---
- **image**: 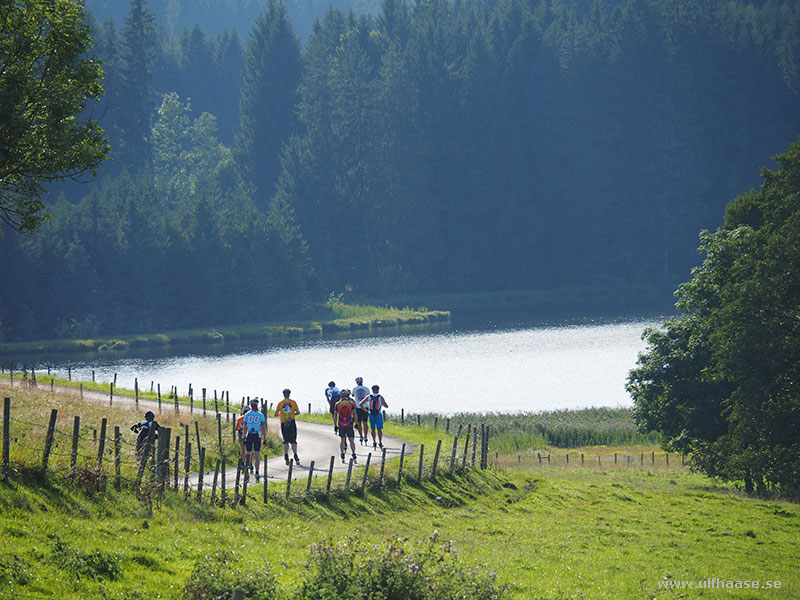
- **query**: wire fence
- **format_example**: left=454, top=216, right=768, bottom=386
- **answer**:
left=1, top=396, right=495, bottom=508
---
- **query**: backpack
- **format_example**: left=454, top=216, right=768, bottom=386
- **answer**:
left=328, top=387, right=340, bottom=407
left=337, top=401, right=354, bottom=427
left=369, top=394, right=383, bottom=416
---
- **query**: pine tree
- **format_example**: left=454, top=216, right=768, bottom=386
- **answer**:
left=234, top=0, right=303, bottom=209
left=116, top=0, right=157, bottom=171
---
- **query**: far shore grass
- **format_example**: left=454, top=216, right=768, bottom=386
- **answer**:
left=0, top=302, right=450, bottom=356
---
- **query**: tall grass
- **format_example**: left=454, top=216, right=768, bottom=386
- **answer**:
left=403, top=407, right=660, bottom=450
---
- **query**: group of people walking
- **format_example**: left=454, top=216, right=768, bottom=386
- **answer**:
left=325, top=377, right=388, bottom=464
left=135, top=378, right=388, bottom=481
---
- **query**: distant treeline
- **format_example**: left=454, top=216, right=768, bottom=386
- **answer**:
left=1, top=0, right=798, bottom=342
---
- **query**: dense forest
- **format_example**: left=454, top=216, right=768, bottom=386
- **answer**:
left=1, top=0, right=799, bottom=342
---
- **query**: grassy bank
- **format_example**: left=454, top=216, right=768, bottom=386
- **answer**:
left=0, top=302, right=450, bottom=356
left=1, top=388, right=799, bottom=599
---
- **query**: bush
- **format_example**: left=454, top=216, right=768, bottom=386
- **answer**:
left=49, top=535, right=121, bottom=581
left=182, top=550, right=281, bottom=600
left=295, top=532, right=505, bottom=600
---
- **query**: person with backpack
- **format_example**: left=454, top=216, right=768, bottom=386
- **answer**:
left=131, top=410, right=158, bottom=456
left=353, top=377, right=370, bottom=445
left=242, top=398, right=267, bottom=482
left=334, top=389, right=358, bottom=464
left=366, top=385, right=389, bottom=449
left=275, top=388, right=301, bottom=465
left=325, top=381, right=340, bottom=432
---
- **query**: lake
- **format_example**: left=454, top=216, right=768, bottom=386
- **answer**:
left=34, top=312, right=663, bottom=415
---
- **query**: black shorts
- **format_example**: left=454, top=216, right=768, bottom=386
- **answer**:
left=280, top=420, right=297, bottom=444
left=245, top=432, right=262, bottom=452
left=329, top=401, right=337, bottom=415
left=338, top=425, right=355, bottom=438
left=356, top=408, right=369, bottom=423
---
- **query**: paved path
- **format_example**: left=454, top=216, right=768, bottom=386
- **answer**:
left=10, top=379, right=413, bottom=488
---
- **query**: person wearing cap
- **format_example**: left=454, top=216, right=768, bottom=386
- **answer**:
left=366, top=384, right=389, bottom=449
left=242, top=398, right=267, bottom=481
left=275, top=388, right=301, bottom=465
left=235, top=405, right=248, bottom=472
left=352, top=376, right=370, bottom=445
left=334, top=389, right=358, bottom=464
left=325, top=381, right=340, bottom=431
left=131, top=410, right=158, bottom=456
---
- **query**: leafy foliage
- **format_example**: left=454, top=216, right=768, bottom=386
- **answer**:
left=628, top=137, right=800, bottom=496
left=182, top=550, right=282, bottom=600
left=0, top=0, right=109, bottom=232
left=296, top=533, right=505, bottom=600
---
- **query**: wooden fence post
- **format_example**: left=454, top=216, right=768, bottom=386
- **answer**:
left=226, top=394, right=230, bottom=422
left=71, top=415, right=80, bottom=469
left=211, top=460, right=220, bottom=505
left=156, top=428, right=170, bottom=496
left=202, top=388, right=207, bottom=416
left=135, top=378, right=139, bottom=408
left=196, top=447, right=206, bottom=502
left=96, top=418, right=107, bottom=471
left=651, top=451, right=655, bottom=465
left=398, top=444, right=405, bottom=485
left=432, top=439, right=442, bottom=478
left=463, top=425, right=471, bottom=467
left=109, top=383, right=113, bottom=406
left=175, top=387, right=179, bottom=412
left=361, top=453, right=371, bottom=493
left=3, top=398, right=10, bottom=482
left=174, top=436, right=180, bottom=490
left=286, top=459, right=294, bottom=500
left=183, top=442, right=192, bottom=499
left=326, top=456, right=334, bottom=494
left=471, top=428, right=478, bottom=467
left=114, top=426, right=121, bottom=491
left=194, top=421, right=201, bottom=462
left=345, top=457, right=354, bottom=492
left=449, top=437, right=458, bottom=473
left=217, top=414, right=222, bottom=458
left=222, top=460, right=227, bottom=506
left=306, top=460, right=315, bottom=495
left=417, top=444, right=425, bottom=482
left=157, top=384, right=161, bottom=412
left=379, top=448, right=387, bottom=487
left=42, top=409, right=58, bottom=473
left=242, top=460, right=250, bottom=505
left=581, top=453, right=584, bottom=465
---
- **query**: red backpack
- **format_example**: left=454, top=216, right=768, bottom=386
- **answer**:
left=337, top=401, right=354, bottom=427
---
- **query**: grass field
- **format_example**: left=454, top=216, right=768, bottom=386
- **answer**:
left=1, top=387, right=798, bottom=599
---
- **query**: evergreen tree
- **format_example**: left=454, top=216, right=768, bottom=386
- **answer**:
left=235, top=0, right=303, bottom=208
left=115, top=0, right=157, bottom=170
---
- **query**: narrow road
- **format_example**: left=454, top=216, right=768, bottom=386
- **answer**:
left=15, top=379, right=413, bottom=488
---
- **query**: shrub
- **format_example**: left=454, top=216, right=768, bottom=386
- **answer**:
left=182, top=550, right=281, bottom=600
left=49, top=535, right=121, bottom=581
left=295, top=532, right=505, bottom=600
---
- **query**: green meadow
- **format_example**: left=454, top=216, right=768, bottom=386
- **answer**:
left=1, top=384, right=798, bottom=599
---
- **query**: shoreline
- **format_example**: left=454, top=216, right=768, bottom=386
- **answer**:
left=0, top=304, right=450, bottom=357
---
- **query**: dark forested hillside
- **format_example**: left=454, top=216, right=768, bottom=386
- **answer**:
left=0, top=0, right=798, bottom=342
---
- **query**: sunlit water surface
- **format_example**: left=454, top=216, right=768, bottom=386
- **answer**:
left=43, top=315, right=661, bottom=415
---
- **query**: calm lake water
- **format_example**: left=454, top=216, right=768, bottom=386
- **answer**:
left=35, top=313, right=663, bottom=415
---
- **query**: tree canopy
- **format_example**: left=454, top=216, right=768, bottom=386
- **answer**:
left=627, top=137, right=800, bottom=496
left=0, top=0, right=109, bottom=233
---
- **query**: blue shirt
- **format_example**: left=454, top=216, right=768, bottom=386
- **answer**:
left=243, top=409, right=266, bottom=436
